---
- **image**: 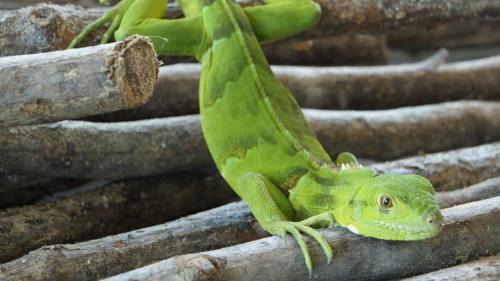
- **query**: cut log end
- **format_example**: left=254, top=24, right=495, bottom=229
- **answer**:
left=109, top=36, right=158, bottom=109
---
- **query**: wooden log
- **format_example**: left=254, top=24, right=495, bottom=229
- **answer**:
left=0, top=0, right=106, bottom=9
left=0, top=5, right=106, bottom=56
left=0, top=5, right=386, bottom=67
left=262, top=34, right=388, bottom=66
left=388, top=20, right=500, bottom=51
left=96, top=52, right=500, bottom=120
left=436, top=177, right=500, bottom=208
left=101, top=196, right=500, bottom=281
left=400, top=254, right=500, bottom=281
left=0, top=36, right=158, bottom=127
left=0, top=146, right=498, bottom=281
left=3, top=0, right=500, bottom=56
left=0, top=176, right=82, bottom=209
left=2, top=101, right=499, bottom=179
left=0, top=171, right=236, bottom=264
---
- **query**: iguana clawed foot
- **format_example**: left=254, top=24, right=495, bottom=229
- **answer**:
left=68, top=0, right=135, bottom=48
left=263, top=213, right=334, bottom=274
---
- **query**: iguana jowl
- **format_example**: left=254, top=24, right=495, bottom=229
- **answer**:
left=69, top=0, right=443, bottom=272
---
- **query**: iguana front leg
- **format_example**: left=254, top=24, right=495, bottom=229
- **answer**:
left=68, top=0, right=204, bottom=57
left=238, top=173, right=333, bottom=273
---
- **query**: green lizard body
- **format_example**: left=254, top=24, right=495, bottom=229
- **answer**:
left=69, top=0, right=443, bottom=273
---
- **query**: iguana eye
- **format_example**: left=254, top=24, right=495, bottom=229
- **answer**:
left=378, top=194, right=394, bottom=209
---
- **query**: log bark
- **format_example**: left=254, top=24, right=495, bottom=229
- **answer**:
left=0, top=5, right=107, bottom=56
left=0, top=36, right=158, bottom=127
left=400, top=254, right=500, bottom=281
left=3, top=0, right=500, bottom=56
left=2, top=101, right=499, bottom=179
left=388, top=20, right=500, bottom=51
left=0, top=0, right=107, bottom=9
left=0, top=146, right=498, bottom=281
left=0, top=176, right=83, bottom=209
left=262, top=34, right=388, bottom=66
left=0, top=171, right=236, bottom=264
left=436, top=177, right=500, bottom=209
left=96, top=52, right=500, bottom=120
left=102, top=197, right=500, bottom=281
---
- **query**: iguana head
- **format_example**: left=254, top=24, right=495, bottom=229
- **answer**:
left=335, top=172, right=443, bottom=240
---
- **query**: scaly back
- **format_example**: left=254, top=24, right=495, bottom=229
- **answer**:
left=199, top=0, right=332, bottom=173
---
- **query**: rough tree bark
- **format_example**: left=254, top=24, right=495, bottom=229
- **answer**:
left=400, top=254, right=500, bottom=281
left=1, top=101, right=499, bottom=179
left=0, top=144, right=498, bottom=280
left=0, top=37, right=158, bottom=127
left=96, top=52, right=500, bottom=120
left=102, top=197, right=500, bottom=281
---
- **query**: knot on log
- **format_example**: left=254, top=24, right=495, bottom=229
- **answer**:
left=108, top=36, right=159, bottom=109
left=174, top=255, right=225, bottom=281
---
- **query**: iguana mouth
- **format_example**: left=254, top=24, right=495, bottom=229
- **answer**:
left=363, top=220, right=443, bottom=240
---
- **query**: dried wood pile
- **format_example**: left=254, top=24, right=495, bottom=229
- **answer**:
left=0, top=1, right=499, bottom=281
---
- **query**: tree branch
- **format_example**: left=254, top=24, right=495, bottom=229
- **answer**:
left=1, top=101, right=499, bottom=179
left=401, top=254, right=500, bottom=281
left=0, top=36, right=158, bottom=127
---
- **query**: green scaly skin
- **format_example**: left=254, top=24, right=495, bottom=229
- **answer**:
left=68, top=0, right=443, bottom=273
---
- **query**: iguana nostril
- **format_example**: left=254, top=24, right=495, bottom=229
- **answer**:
left=426, top=212, right=442, bottom=225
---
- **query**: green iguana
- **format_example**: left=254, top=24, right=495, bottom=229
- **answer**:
left=69, top=0, right=443, bottom=273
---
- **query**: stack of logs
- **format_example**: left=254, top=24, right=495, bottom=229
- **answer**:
left=0, top=0, right=499, bottom=280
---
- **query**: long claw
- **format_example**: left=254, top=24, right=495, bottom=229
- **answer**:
left=294, top=224, right=333, bottom=264
left=283, top=224, right=313, bottom=275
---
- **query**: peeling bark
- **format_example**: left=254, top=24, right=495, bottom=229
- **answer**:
left=0, top=36, right=158, bottom=127
left=1, top=101, right=499, bottom=179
